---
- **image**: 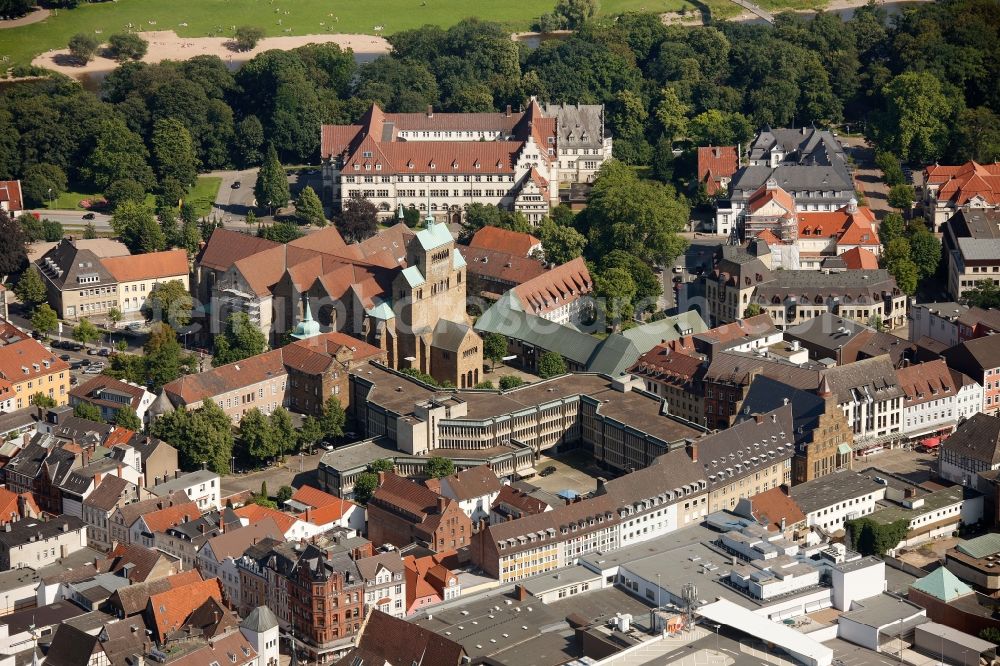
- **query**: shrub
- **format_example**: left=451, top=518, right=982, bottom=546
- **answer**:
left=233, top=26, right=265, bottom=51
left=108, top=33, right=148, bottom=62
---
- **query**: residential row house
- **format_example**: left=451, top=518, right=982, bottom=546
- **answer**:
left=820, top=355, right=904, bottom=451
left=896, top=359, right=982, bottom=442
left=942, top=208, right=1000, bottom=300
left=942, top=336, right=1000, bottom=416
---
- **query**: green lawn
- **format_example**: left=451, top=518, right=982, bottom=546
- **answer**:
left=41, top=176, right=221, bottom=215
left=3, top=0, right=714, bottom=68
left=184, top=176, right=222, bottom=218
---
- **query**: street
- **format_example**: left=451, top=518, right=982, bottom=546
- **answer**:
left=24, top=209, right=113, bottom=232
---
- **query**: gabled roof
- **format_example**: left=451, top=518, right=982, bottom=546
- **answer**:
left=141, top=501, right=200, bottom=534
left=747, top=182, right=796, bottom=216
left=439, top=465, right=502, bottom=501
left=147, top=577, right=224, bottom=640
left=0, top=180, right=23, bottom=212
left=82, top=475, right=132, bottom=512
left=743, top=486, right=806, bottom=531
left=337, top=609, right=467, bottom=666
left=840, top=247, right=879, bottom=270
left=698, top=146, right=739, bottom=196
left=36, top=240, right=117, bottom=290
left=203, top=520, right=284, bottom=562
left=925, top=161, right=1000, bottom=206
left=289, top=484, right=341, bottom=510
left=512, top=256, right=592, bottom=316
left=70, top=374, right=148, bottom=412
left=0, top=338, right=70, bottom=383
left=234, top=503, right=298, bottom=535
left=458, top=245, right=546, bottom=287
left=910, top=566, right=973, bottom=602
left=896, top=359, right=958, bottom=407
left=822, top=354, right=903, bottom=403
left=469, top=225, right=541, bottom=257
left=372, top=472, right=448, bottom=519
left=197, top=227, right=280, bottom=272
left=941, top=413, right=1000, bottom=466
left=100, top=249, right=188, bottom=282
left=163, top=349, right=286, bottom=406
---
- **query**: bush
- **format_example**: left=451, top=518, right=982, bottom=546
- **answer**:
left=499, top=375, right=524, bottom=390
left=108, top=33, right=148, bottom=62
left=276, top=485, right=294, bottom=504
left=68, top=33, right=99, bottom=64
left=234, top=26, right=265, bottom=51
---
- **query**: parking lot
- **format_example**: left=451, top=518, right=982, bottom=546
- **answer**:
left=531, top=449, right=605, bottom=497
left=853, top=447, right=938, bottom=485
left=47, top=339, right=112, bottom=387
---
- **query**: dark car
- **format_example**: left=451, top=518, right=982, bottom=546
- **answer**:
left=59, top=354, right=71, bottom=362
left=69, top=343, right=83, bottom=352
left=539, top=465, right=557, bottom=477
left=70, top=376, right=78, bottom=386
left=672, top=275, right=683, bottom=284
left=231, top=181, right=242, bottom=189
left=78, top=358, right=91, bottom=366
left=70, top=360, right=85, bottom=370
left=82, top=212, right=96, bottom=220
left=98, top=348, right=111, bottom=357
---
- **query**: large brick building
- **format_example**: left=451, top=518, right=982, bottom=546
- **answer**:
left=367, top=473, right=472, bottom=553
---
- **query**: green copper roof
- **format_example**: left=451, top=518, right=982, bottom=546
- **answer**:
left=956, top=533, right=1000, bottom=559
left=401, top=266, right=425, bottom=288
left=911, top=567, right=972, bottom=602
left=366, top=299, right=395, bottom=320
left=416, top=221, right=453, bottom=251
left=290, top=300, right=320, bottom=340
left=452, top=248, right=467, bottom=270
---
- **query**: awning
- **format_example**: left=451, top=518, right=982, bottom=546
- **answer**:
left=920, top=437, right=941, bottom=449
left=837, top=443, right=853, bottom=455
left=697, top=599, right=833, bottom=666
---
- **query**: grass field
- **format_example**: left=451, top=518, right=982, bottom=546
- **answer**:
left=2, top=0, right=711, bottom=67
left=41, top=177, right=221, bottom=215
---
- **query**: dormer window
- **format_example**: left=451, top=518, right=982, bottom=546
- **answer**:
left=407, top=160, right=414, bottom=169
left=430, top=162, right=436, bottom=170
left=452, top=160, right=459, bottom=170
left=375, top=163, right=382, bottom=171
left=364, top=163, right=371, bottom=170
left=474, top=161, right=480, bottom=170
left=362, top=150, right=373, bottom=158
left=353, top=165, right=360, bottom=171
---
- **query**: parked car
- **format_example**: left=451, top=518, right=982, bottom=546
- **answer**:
left=672, top=275, right=683, bottom=284
left=125, top=322, right=144, bottom=332
left=672, top=265, right=683, bottom=274
left=98, top=348, right=111, bottom=357
left=70, top=376, right=78, bottom=386
left=87, top=348, right=100, bottom=355
left=68, top=343, right=83, bottom=352
left=70, top=360, right=85, bottom=370
left=539, top=465, right=557, bottom=477
left=59, top=354, right=71, bottom=362
left=83, top=365, right=103, bottom=374
left=231, top=181, right=241, bottom=189
left=82, top=212, right=96, bottom=220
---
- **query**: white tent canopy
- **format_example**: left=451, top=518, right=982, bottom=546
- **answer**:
left=697, top=599, right=834, bottom=666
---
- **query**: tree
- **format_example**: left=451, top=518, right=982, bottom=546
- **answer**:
left=151, top=399, right=234, bottom=474
left=539, top=218, right=587, bottom=265
left=73, top=318, right=100, bottom=346
left=108, top=33, right=148, bottom=62
left=105, top=179, right=147, bottom=212
left=86, top=119, right=154, bottom=191
left=142, top=280, right=193, bottom=329
left=0, top=210, right=29, bottom=278
left=595, top=266, right=637, bottom=328
left=601, top=250, right=661, bottom=312
left=108, top=307, right=122, bottom=326
left=270, top=407, right=296, bottom=458
left=83, top=223, right=97, bottom=239
left=253, top=144, right=289, bottom=212
left=152, top=118, right=198, bottom=189
left=887, top=184, right=914, bottom=211
left=425, top=456, right=455, bottom=479
left=234, top=26, right=265, bottom=52
left=979, top=628, right=1000, bottom=644
left=654, top=86, right=689, bottom=145
left=866, top=314, right=885, bottom=332
left=846, top=517, right=909, bottom=556
left=337, top=192, right=378, bottom=243
left=483, top=332, right=507, bottom=371
left=319, top=396, right=346, bottom=440
left=298, top=415, right=324, bottom=452
left=276, top=485, right=294, bottom=504
left=908, top=225, right=941, bottom=279
left=114, top=408, right=142, bottom=431
left=885, top=237, right=912, bottom=267
left=235, top=116, right=265, bottom=168
left=964, top=280, right=1000, bottom=309
left=874, top=151, right=905, bottom=187
left=294, top=186, right=326, bottom=226
left=29, top=392, right=56, bottom=410
left=22, top=163, right=67, bottom=207
left=874, top=72, right=954, bottom=163
left=68, top=33, right=99, bottom=64
left=888, top=258, right=919, bottom=296
left=878, top=212, right=905, bottom=247
left=257, top=221, right=303, bottom=243
left=0, top=0, right=34, bottom=19
left=73, top=402, right=104, bottom=422
left=499, top=375, right=524, bottom=390
left=144, top=322, right=195, bottom=391
left=353, top=471, right=378, bottom=504
left=743, top=303, right=763, bottom=318
left=402, top=207, right=421, bottom=227
left=253, top=495, right=277, bottom=508
left=369, top=458, right=394, bottom=473
left=15, top=267, right=47, bottom=311
left=112, top=201, right=165, bottom=253
left=537, top=352, right=567, bottom=379
left=578, top=161, right=688, bottom=266
left=31, top=304, right=58, bottom=337
left=213, top=312, right=268, bottom=366
left=687, top=110, right=753, bottom=147
left=240, top=408, right=277, bottom=460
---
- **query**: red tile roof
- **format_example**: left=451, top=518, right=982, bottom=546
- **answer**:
left=459, top=246, right=547, bottom=288
left=372, top=473, right=446, bottom=519
left=69, top=374, right=147, bottom=411
left=755, top=229, right=784, bottom=246
left=148, top=578, right=223, bottom=640
left=748, top=183, right=795, bottom=216
left=492, top=485, right=550, bottom=515
left=100, top=249, right=188, bottom=283
left=925, top=161, right=1000, bottom=206
left=697, top=146, right=739, bottom=196
left=629, top=344, right=704, bottom=381
left=300, top=500, right=358, bottom=526
left=840, top=247, right=879, bottom=270
left=798, top=204, right=878, bottom=246
left=0, top=338, right=70, bottom=383
left=142, top=501, right=201, bottom=533
left=234, top=503, right=298, bottom=535
left=289, top=484, right=340, bottom=509
left=197, top=228, right=280, bottom=272
left=512, top=256, right=592, bottom=316
left=748, top=487, right=806, bottom=532
left=897, top=359, right=959, bottom=407
left=469, top=226, right=541, bottom=257
left=0, top=181, right=23, bottom=213
left=163, top=349, right=286, bottom=406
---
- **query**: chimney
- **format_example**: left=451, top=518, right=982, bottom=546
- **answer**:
left=61, top=522, right=69, bottom=532
left=505, top=105, right=512, bottom=117
left=595, top=477, right=607, bottom=495
left=426, top=105, right=433, bottom=118
left=780, top=517, right=786, bottom=532
left=904, top=487, right=915, bottom=499
left=754, top=414, right=764, bottom=424
left=94, top=472, right=102, bottom=486
left=517, top=584, right=529, bottom=601
left=437, top=496, right=447, bottom=513
left=771, top=414, right=777, bottom=423
left=687, top=441, right=698, bottom=463
left=306, top=507, right=312, bottom=523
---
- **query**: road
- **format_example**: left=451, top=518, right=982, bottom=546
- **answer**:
left=25, top=209, right=112, bottom=231
left=660, top=235, right=720, bottom=316
left=207, top=168, right=324, bottom=227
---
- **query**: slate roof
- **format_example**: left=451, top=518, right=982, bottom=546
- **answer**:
left=543, top=103, right=607, bottom=149
left=241, top=605, right=279, bottom=633
left=203, top=520, right=284, bottom=562
left=43, top=623, right=101, bottom=666
left=941, top=413, right=1000, bottom=466
left=943, top=336, right=1000, bottom=373
left=730, top=164, right=853, bottom=200
left=36, top=240, right=116, bottom=290
left=356, top=551, right=406, bottom=581
left=0, top=516, right=84, bottom=548
left=739, top=375, right=826, bottom=446
left=82, top=475, right=132, bottom=512
left=911, top=566, right=973, bottom=602
left=821, top=354, right=903, bottom=403
left=789, top=470, right=886, bottom=516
